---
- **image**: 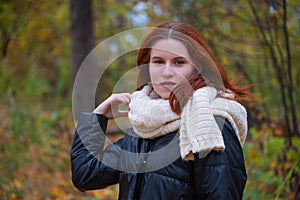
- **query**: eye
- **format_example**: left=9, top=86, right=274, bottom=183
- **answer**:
left=174, top=59, right=187, bottom=65
left=151, top=59, right=164, bottom=65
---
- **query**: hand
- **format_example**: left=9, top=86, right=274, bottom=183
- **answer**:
left=93, top=93, right=131, bottom=119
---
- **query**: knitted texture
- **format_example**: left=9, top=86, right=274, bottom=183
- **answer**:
left=179, top=87, right=225, bottom=160
left=211, top=98, right=247, bottom=145
left=128, top=86, right=180, bottom=138
left=128, top=85, right=247, bottom=160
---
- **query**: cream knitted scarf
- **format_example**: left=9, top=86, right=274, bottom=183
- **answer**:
left=128, top=85, right=247, bottom=160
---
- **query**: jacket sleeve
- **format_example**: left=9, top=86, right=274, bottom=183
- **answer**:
left=71, top=112, right=122, bottom=191
left=194, top=116, right=247, bottom=200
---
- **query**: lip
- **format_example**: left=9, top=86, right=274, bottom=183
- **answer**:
left=159, top=81, right=176, bottom=89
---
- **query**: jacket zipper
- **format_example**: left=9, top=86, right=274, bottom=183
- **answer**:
left=134, top=138, right=154, bottom=199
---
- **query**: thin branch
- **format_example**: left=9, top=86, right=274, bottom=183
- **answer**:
left=247, top=0, right=292, bottom=135
left=282, top=0, right=298, bottom=135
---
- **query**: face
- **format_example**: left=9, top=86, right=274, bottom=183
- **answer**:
left=149, top=38, right=195, bottom=99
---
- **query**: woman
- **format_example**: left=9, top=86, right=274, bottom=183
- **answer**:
left=71, top=22, right=253, bottom=199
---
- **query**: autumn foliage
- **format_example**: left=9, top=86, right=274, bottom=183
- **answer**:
left=0, top=0, right=299, bottom=199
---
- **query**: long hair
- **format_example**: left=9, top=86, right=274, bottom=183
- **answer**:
left=136, top=22, right=253, bottom=114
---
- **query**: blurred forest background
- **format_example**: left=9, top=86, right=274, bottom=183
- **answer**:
left=0, top=0, right=299, bottom=199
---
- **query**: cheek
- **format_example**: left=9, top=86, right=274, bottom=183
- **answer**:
left=177, top=66, right=195, bottom=80
left=149, top=67, right=159, bottom=81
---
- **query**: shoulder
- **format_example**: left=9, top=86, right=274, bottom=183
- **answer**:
left=194, top=116, right=247, bottom=199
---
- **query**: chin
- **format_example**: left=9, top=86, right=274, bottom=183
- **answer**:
left=158, top=93, right=170, bottom=99
left=154, top=88, right=171, bottom=99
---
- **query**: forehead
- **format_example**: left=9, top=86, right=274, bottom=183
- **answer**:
left=150, top=38, right=189, bottom=58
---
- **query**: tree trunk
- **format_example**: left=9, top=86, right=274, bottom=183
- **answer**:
left=70, top=0, right=95, bottom=83
left=70, top=0, right=95, bottom=120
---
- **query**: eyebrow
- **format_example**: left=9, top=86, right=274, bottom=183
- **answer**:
left=150, top=56, right=187, bottom=60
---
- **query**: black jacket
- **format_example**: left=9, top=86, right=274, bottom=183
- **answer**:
left=71, top=112, right=247, bottom=199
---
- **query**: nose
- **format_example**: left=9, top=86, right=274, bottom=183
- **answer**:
left=162, top=61, right=174, bottom=77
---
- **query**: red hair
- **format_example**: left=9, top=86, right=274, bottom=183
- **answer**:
left=136, top=22, right=253, bottom=114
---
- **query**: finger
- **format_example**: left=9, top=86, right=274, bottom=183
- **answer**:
left=123, top=93, right=131, bottom=104
left=113, top=93, right=131, bottom=105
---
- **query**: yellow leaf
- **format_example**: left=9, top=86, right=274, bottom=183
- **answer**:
left=269, top=161, right=277, bottom=169
left=50, top=186, right=60, bottom=196
left=249, top=149, right=257, bottom=161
